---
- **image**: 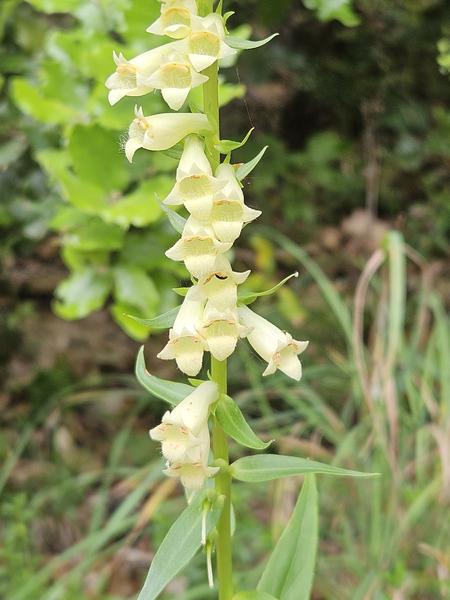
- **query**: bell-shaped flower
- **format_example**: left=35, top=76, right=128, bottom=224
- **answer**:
left=165, top=216, right=232, bottom=279
left=149, top=380, right=219, bottom=463
left=190, top=254, right=250, bottom=312
left=157, top=287, right=207, bottom=376
left=125, top=107, right=213, bottom=162
left=199, top=302, right=252, bottom=361
left=105, top=46, right=172, bottom=105
left=163, top=457, right=220, bottom=491
left=147, top=0, right=197, bottom=39
left=172, top=13, right=236, bottom=72
left=238, top=305, right=308, bottom=380
left=164, top=135, right=226, bottom=220
left=209, top=163, right=261, bottom=243
left=143, top=51, right=208, bottom=111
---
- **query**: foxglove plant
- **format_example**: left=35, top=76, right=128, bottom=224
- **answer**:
left=107, top=2, right=373, bottom=599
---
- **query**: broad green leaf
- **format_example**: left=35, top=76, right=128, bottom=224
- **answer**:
left=216, top=395, right=272, bottom=450
left=156, top=195, right=186, bottom=233
left=238, top=272, right=298, bottom=305
left=233, top=593, right=278, bottom=600
left=214, top=128, right=254, bottom=154
left=68, top=124, right=129, bottom=192
left=36, top=148, right=72, bottom=181
left=225, top=33, right=279, bottom=50
left=257, top=475, right=318, bottom=600
left=236, top=147, right=268, bottom=181
left=11, top=78, right=80, bottom=125
left=62, top=219, right=124, bottom=251
left=102, top=178, right=170, bottom=228
left=53, top=267, right=112, bottom=320
left=57, top=170, right=109, bottom=213
left=110, top=302, right=151, bottom=342
left=231, top=454, right=376, bottom=482
left=135, top=346, right=194, bottom=405
left=302, top=0, right=361, bottom=26
left=137, top=493, right=224, bottom=600
left=126, top=306, right=180, bottom=329
left=113, top=266, right=159, bottom=315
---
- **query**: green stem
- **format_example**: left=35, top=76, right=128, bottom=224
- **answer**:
left=211, top=357, right=233, bottom=600
left=200, top=2, right=232, bottom=595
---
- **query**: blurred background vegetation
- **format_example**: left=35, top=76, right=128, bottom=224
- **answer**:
left=1, top=0, right=450, bottom=598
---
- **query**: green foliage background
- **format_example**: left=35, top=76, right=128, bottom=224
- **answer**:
left=1, top=0, right=450, bottom=599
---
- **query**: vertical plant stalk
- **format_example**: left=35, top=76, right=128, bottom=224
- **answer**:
left=200, top=2, right=233, bottom=592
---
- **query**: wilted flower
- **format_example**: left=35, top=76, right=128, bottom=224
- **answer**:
left=157, top=287, right=207, bottom=376
left=143, top=51, right=208, bottom=111
left=149, top=380, right=219, bottom=463
left=165, top=216, right=232, bottom=278
left=164, top=135, right=226, bottom=220
left=174, top=13, right=236, bottom=72
left=125, top=107, right=213, bottom=162
left=238, top=305, right=308, bottom=380
left=147, top=0, right=197, bottom=39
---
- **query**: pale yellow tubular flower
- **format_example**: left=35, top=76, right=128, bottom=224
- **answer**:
left=124, top=107, right=213, bottom=162
left=105, top=45, right=173, bottom=105
left=149, top=381, right=219, bottom=463
left=164, top=135, right=227, bottom=220
left=199, top=302, right=252, bottom=361
left=165, top=216, right=232, bottom=279
left=238, top=305, right=308, bottom=381
left=147, top=0, right=197, bottom=39
left=143, top=51, right=208, bottom=111
left=157, top=287, right=207, bottom=376
left=189, top=254, right=250, bottom=312
left=210, top=163, right=262, bottom=243
left=172, top=13, right=236, bottom=72
left=163, top=459, right=220, bottom=491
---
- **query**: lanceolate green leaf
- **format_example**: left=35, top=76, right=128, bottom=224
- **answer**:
left=156, top=195, right=186, bottom=234
left=214, top=128, right=254, bottom=154
left=235, top=146, right=268, bottom=181
left=137, top=493, right=224, bottom=600
left=233, top=592, right=278, bottom=600
left=257, top=475, right=318, bottom=600
left=225, top=33, right=278, bottom=50
left=231, top=454, right=377, bottom=482
left=126, top=306, right=180, bottom=329
left=135, top=346, right=194, bottom=406
left=216, top=395, right=272, bottom=450
left=238, top=272, right=298, bottom=305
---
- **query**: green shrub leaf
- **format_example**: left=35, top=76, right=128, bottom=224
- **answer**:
left=216, top=395, right=272, bottom=450
left=137, top=493, right=224, bottom=600
left=135, top=346, right=194, bottom=405
left=53, top=267, right=112, bottom=320
left=231, top=454, right=377, bottom=482
left=257, top=475, right=318, bottom=600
